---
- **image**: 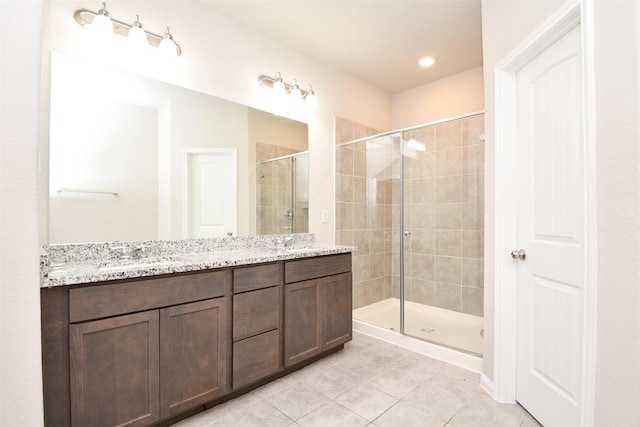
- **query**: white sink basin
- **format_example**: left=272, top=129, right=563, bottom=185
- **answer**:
left=98, top=260, right=181, bottom=272
left=284, top=247, right=316, bottom=254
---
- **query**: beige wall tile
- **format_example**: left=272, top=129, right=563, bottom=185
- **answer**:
left=435, top=202, right=462, bottom=229
left=435, top=176, right=463, bottom=202
left=461, top=201, right=484, bottom=230
left=353, top=254, right=371, bottom=283
left=336, top=230, right=354, bottom=246
left=407, top=125, right=436, bottom=152
left=409, top=253, right=435, bottom=281
left=337, top=146, right=354, bottom=175
left=462, top=174, right=483, bottom=203
left=411, top=204, right=435, bottom=229
left=461, top=258, right=483, bottom=288
left=462, top=115, right=484, bottom=146
left=409, top=229, right=435, bottom=255
left=354, top=151, right=366, bottom=178
left=461, top=230, right=483, bottom=258
left=409, top=153, right=435, bottom=179
left=435, top=148, right=463, bottom=177
left=435, top=230, right=461, bottom=257
left=370, top=253, right=386, bottom=279
left=435, top=282, right=462, bottom=311
left=461, top=287, right=483, bottom=316
left=435, top=256, right=461, bottom=284
left=335, top=117, right=354, bottom=144
left=353, top=229, right=369, bottom=254
left=407, top=278, right=435, bottom=305
left=411, top=178, right=435, bottom=204
left=435, top=120, right=462, bottom=150
left=462, top=144, right=484, bottom=174
left=354, top=203, right=367, bottom=230
left=339, top=174, right=354, bottom=203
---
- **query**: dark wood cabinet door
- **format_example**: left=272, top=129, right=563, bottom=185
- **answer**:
left=160, top=298, right=229, bottom=418
left=284, top=279, right=323, bottom=367
left=69, top=311, right=160, bottom=427
left=323, top=272, right=353, bottom=349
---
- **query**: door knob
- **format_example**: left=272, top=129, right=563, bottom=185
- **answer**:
left=511, top=249, right=526, bottom=260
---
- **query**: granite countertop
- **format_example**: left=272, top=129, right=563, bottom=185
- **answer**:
left=41, top=234, right=355, bottom=288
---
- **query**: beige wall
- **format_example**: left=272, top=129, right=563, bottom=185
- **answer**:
left=391, top=66, right=484, bottom=129
left=0, top=1, right=46, bottom=426
left=482, top=0, right=640, bottom=424
left=592, top=1, right=640, bottom=424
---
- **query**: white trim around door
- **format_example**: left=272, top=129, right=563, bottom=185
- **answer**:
left=492, top=1, right=597, bottom=426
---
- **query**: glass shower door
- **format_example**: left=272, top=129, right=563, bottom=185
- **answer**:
left=350, top=132, right=403, bottom=332
left=401, top=116, right=485, bottom=356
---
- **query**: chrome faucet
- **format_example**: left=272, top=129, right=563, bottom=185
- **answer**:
left=276, top=236, right=294, bottom=250
left=110, top=245, right=146, bottom=260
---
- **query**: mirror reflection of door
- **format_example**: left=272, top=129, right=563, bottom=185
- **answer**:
left=186, top=149, right=237, bottom=238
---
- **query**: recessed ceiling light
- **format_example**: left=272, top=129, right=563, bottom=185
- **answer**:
left=418, top=56, right=436, bottom=68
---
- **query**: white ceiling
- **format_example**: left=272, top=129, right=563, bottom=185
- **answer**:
left=204, top=1, right=483, bottom=95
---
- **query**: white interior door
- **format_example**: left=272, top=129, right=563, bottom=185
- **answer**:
left=515, top=24, right=584, bottom=427
left=187, top=150, right=237, bottom=238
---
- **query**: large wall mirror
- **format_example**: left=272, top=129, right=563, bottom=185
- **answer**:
left=49, top=52, right=308, bottom=244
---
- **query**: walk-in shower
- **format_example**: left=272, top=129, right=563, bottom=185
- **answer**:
left=336, top=112, right=485, bottom=361
left=257, top=150, right=309, bottom=235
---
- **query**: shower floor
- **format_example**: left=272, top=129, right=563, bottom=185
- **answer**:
left=353, top=298, right=483, bottom=356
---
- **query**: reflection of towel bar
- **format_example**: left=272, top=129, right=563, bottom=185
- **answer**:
left=57, top=188, right=118, bottom=196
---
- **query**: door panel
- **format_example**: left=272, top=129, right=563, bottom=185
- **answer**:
left=516, top=25, right=584, bottom=427
left=69, top=311, right=160, bottom=427
left=160, top=298, right=228, bottom=418
left=187, top=150, right=236, bottom=238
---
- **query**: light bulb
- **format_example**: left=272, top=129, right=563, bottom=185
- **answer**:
left=289, top=80, right=303, bottom=108
left=273, top=75, right=286, bottom=97
left=418, top=56, right=436, bottom=67
left=304, top=87, right=318, bottom=110
left=159, top=27, right=178, bottom=58
left=90, top=3, right=114, bottom=41
left=128, top=15, right=148, bottom=49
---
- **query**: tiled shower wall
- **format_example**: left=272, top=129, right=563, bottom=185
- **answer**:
left=335, top=114, right=485, bottom=317
left=335, top=118, right=387, bottom=309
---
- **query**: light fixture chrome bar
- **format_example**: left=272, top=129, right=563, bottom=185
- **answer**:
left=258, top=73, right=314, bottom=99
left=57, top=188, right=118, bottom=196
left=74, top=8, right=182, bottom=56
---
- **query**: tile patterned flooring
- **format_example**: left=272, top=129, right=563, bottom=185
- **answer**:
left=175, top=332, right=542, bottom=427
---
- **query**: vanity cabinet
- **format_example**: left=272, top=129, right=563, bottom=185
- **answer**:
left=41, top=252, right=352, bottom=427
left=284, top=254, right=352, bottom=367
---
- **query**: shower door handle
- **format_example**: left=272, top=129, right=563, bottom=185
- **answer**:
left=404, top=231, right=411, bottom=236
left=511, top=249, right=526, bottom=260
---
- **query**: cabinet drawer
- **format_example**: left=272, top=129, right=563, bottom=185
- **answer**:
left=69, top=270, right=230, bottom=323
left=233, top=263, right=281, bottom=293
left=233, top=330, right=281, bottom=389
left=233, top=286, right=280, bottom=341
left=285, top=253, right=351, bottom=284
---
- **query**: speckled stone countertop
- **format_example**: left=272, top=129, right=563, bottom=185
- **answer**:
left=41, top=234, right=355, bottom=288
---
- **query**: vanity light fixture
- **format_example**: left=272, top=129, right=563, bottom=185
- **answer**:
left=74, top=3, right=182, bottom=56
left=258, top=72, right=318, bottom=109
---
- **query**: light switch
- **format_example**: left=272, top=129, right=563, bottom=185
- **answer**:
left=321, top=210, right=329, bottom=223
